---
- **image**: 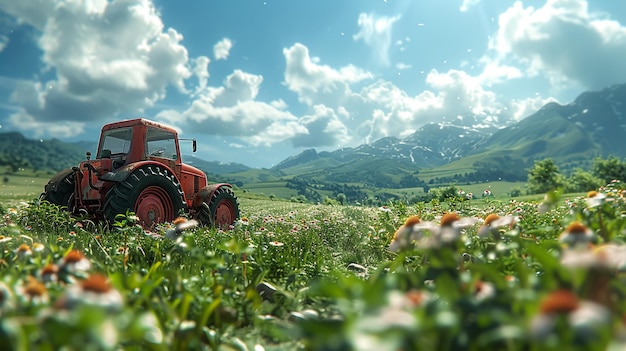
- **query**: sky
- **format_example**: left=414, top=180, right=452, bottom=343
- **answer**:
left=1, top=0, right=626, bottom=168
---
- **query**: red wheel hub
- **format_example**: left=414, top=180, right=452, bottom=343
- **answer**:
left=215, top=199, right=236, bottom=228
left=135, top=186, right=175, bottom=229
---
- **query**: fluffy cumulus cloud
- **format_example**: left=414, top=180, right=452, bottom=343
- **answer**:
left=281, top=41, right=531, bottom=145
left=353, top=13, right=401, bottom=67
left=491, top=0, right=626, bottom=90
left=157, top=69, right=309, bottom=147
left=290, top=104, right=351, bottom=148
left=283, top=43, right=372, bottom=106
left=0, top=0, right=191, bottom=137
left=213, top=38, right=233, bottom=60
left=192, top=56, right=210, bottom=92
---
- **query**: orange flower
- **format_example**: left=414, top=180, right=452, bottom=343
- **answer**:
left=15, top=244, right=32, bottom=260
left=40, top=263, right=59, bottom=283
left=60, top=250, right=92, bottom=273
left=20, top=277, right=48, bottom=305
left=55, top=274, right=123, bottom=313
left=559, top=222, right=596, bottom=247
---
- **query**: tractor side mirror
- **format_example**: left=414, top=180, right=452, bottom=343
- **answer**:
left=192, top=138, right=197, bottom=153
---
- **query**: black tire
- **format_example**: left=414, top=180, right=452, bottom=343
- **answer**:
left=103, top=165, right=186, bottom=229
left=197, top=187, right=239, bottom=228
left=40, top=172, right=75, bottom=209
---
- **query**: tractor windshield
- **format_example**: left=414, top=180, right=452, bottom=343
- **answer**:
left=146, top=127, right=178, bottom=160
left=99, top=127, right=132, bottom=157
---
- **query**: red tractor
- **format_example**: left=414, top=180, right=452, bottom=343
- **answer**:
left=40, top=118, right=239, bottom=229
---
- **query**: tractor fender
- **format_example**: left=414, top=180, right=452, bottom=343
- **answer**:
left=100, top=161, right=178, bottom=183
left=43, top=167, right=75, bottom=193
left=192, top=183, right=233, bottom=208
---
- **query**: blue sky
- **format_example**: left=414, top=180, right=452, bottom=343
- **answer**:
left=1, top=0, right=626, bottom=168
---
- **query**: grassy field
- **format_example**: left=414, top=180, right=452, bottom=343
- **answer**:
left=1, top=167, right=626, bottom=349
left=0, top=169, right=49, bottom=205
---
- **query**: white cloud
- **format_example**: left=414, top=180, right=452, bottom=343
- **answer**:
left=509, top=96, right=557, bottom=121
left=192, top=56, right=210, bottom=92
left=282, top=42, right=524, bottom=145
left=213, top=38, right=233, bottom=60
left=1, top=0, right=192, bottom=136
left=0, top=0, right=56, bottom=30
left=460, top=0, right=481, bottom=12
left=283, top=43, right=372, bottom=106
left=491, top=0, right=626, bottom=90
left=159, top=69, right=308, bottom=146
left=9, top=113, right=86, bottom=138
left=395, top=62, right=412, bottom=70
left=353, top=13, right=401, bottom=66
left=291, top=104, right=350, bottom=148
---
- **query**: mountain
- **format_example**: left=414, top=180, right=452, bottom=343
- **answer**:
left=273, top=123, right=490, bottom=173
left=184, top=155, right=251, bottom=175
left=0, top=132, right=92, bottom=172
left=260, top=83, right=626, bottom=187
left=475, top=84, right=626, bottom=161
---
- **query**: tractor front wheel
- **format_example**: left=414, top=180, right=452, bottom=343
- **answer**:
left=40, top=170, right=75, bottom=210
left=103, top=166, right=186, bottom=229
left=196, top=186, right=239, bottom=228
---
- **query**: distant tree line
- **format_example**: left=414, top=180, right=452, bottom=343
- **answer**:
left=526, top=156, right=626, bottom=194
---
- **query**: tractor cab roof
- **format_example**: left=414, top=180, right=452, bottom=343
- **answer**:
left=101, top=118, right=178, bottom=135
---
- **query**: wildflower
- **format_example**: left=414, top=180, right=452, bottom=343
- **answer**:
left=559, top=222, right=596, bottom=247
left=55, top=274, right=123, bottom=313
left=15, top=244, right=32, bottom=260
left=0, top=235, right=12, bottom=243
left=477, top=213, right=518, bottom=239
left=59, top=250, right=92, bottom=274
left=32, top=242, right=45, bottom=253
left=474, top=280, right=496, bottom=302
left=530, top=289, right=610, bottom=342
left=389, top=215, right=422, bottom=252
left=238, top=217, right=250, bottom=225
left=116, top=247, right=129, bottom=255
left=165, top=217, right=198, bottom=240
left=426, top=213, right=480, bottom=244
left=560, top=249, right=608, bottom=270
left=483, top=189, right=492, bottom=197
left=593, top=244, right=626, bottom=271
left=40, top=263, right=59, bottom=283
left=18, top=276, right=49, bottom=305
left=585, top=191, right=606, bottom=208
left=68, top=231, right=77, bottom=237
left=269, top=241, right=284, bottom=247
left=378, top=206, right=392, bottom=213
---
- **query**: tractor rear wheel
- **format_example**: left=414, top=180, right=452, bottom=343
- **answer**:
left=197, top=187, right=239, bottom=228
left=40, top=172, right=75, bottom=210
left=103, top=165, right=186, bottom=229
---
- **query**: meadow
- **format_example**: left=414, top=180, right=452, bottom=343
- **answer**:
left=1, top=172, right=626, bottom=350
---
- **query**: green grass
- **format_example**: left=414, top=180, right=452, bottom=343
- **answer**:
left=0, top=170, right=49, bottom=205
left=1, top=176, right=626, bottom=349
